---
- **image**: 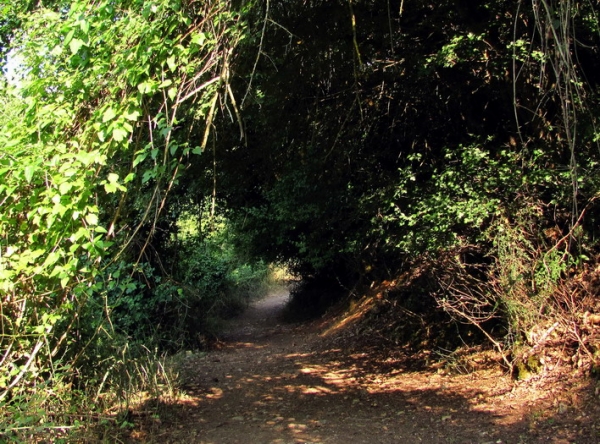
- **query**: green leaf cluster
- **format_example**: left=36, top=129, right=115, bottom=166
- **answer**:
left=0, top=0, right=246, bottom=433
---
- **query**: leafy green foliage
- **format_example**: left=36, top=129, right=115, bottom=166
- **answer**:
left=2, top=0, right=600, bottom=439
left=216, top=0, right=600, bottom=350
left=162, top=211, right=273, bottom=345
left=0, top=0, right=248, bottom=439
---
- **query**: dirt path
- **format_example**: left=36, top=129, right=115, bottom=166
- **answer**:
left=140, top=292, right=598, bottom=443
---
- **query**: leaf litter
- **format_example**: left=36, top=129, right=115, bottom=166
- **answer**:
left=122, top=292, right=600, bottom=443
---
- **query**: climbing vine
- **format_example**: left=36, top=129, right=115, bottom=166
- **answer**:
left=0, top=0, right=245, bottom=434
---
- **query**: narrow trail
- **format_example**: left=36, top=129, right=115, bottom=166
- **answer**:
left=148, top=292, right=596, bottom=444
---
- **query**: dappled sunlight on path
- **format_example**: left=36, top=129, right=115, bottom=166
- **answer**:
left=128, top=292, right=598, bottom=443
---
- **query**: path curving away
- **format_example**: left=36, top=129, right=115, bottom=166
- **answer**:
left=143, top=291, right=596, bottom=443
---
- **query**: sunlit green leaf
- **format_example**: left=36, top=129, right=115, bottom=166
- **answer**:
left=191, top=32, right=206, bottom=46
left=59, top=182, right=72, bottom=195
left=79, top=19, right=89, bottom=35
left=69, top=38, right=85, bottom=54
left=112, top=127, right=129, bottom=142
left=24, top=165, right=36, bottom=183
left=167, top=55, right=177, bottom=72
left=102, top=107, right=117, bottom=122
left=125, top=109, right=141, bottom=121
left=85, top=213, right=98, bottom=226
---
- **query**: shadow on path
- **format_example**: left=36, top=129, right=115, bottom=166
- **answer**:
left=128, top=292, right=599, bottom=444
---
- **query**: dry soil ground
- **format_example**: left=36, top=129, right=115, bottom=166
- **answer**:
left=126, top=291, right=600, bottom=443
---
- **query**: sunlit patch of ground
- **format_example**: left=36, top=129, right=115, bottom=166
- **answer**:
left=113, top=290, right=600, bottom=444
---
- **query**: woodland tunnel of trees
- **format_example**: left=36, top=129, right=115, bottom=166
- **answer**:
left=1, top=0, right=600, bottom=439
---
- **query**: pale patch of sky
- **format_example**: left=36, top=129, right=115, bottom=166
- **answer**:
left=2, top=49, right=24, bottom=88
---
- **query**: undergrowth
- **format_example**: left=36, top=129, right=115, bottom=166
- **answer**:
left=0, top=216, right=278, bottom=443
left=304, top=205, right=600, bottom=380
